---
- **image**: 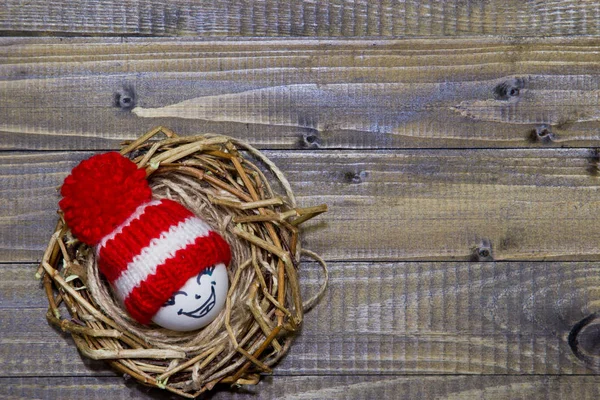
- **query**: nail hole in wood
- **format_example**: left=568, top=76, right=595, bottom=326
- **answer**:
left=471, top=240, right=493, bottom=261
left=529, top=125, right=554, bottom=144
left=300, top=131, right=320, bottom=148
left=114, top=84, right=136, bottom=111
left=494, top=78, right=525, bottom=101
left=344, top=171, right=367, bottom=184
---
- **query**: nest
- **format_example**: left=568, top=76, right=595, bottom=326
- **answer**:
left=38, top=126, right=327, bottom=398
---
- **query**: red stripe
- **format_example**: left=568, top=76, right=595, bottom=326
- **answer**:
left=124, top=231, right=231, bottom=325
left=98, top=199, right=193, bottom=282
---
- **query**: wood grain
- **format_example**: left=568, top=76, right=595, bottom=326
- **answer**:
left=2, top=38, right=600, bottom=150
left=2, top=261, right=599, bottom=375
left=3, top=375, right=600, bottom=399
left=2, top=3, right=600, bottom=395
left=4, top=150, right=600, bottom=262
left=1, top=1, right=600, bottom=37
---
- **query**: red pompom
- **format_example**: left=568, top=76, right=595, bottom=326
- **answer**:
left=59, top=152, right=152, bottom=246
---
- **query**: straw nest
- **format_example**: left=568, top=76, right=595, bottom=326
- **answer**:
left=38, top=126, right=328, bottom=398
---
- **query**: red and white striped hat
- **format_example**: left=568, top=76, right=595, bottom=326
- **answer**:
left=59, top=152, right=231, bottom=325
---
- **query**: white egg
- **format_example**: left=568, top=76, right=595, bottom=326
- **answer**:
left=151, top=263, right=228, bottom=332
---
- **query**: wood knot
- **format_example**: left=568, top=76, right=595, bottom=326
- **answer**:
left=569, top=312, right=600, bottom=369
left=587, top=148, right=600, bottom=176
left=114, top=84, right=136, bottom=111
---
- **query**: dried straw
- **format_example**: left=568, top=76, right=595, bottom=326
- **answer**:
left=38, top=126, right=328, bottom=398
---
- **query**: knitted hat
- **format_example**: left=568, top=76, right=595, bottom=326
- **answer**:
left=59, top=152, right=231, bottom=325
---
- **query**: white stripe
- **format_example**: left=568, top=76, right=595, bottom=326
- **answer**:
left=112, top=216, right=212, bottom=301
left=97, top=200, right=162, bottom=254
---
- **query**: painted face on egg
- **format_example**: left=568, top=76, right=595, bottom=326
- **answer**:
left=151, top=263, right=229, bottom=331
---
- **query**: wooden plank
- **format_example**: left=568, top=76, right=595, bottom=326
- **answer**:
left=4, top=149, right=600, bottom=262
left=3, top=375, right=600, bottom=399
left=0, top=264, right=43, bottom=308
left=1, top=1, right=600, bottom=37
left=2, top=37, right=600, bottom=150
left=2, top=262, right=599, bottom=375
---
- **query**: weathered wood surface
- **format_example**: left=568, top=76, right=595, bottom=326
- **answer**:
left=2, top=261, right=599, bottom=376
left=2, top=0, right=600, bottom=37
left=2, top=38, right=600, bottom=150
left=3, top=150, right=600, bottom=263
left=3, top=375, right=600, bottom=400
left=3, top=1, right=600, bottom=398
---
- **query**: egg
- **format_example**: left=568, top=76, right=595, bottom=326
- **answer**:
left=151, top=263, right=229, bottom=331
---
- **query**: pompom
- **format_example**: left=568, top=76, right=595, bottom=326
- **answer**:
left=59, top=152, right=152, bottom=246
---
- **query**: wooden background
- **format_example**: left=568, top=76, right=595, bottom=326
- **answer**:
left=3, top=1, right=600, bottom=399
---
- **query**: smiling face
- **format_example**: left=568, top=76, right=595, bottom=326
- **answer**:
left=151, top=263, right=229, bottom=331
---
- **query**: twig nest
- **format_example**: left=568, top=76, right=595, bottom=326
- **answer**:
left=39, top=127, right=327, bottom=398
